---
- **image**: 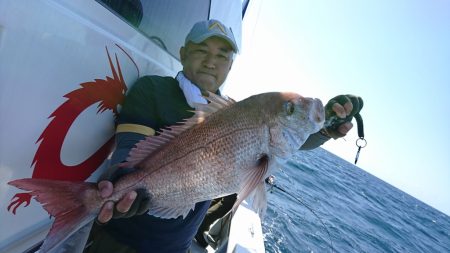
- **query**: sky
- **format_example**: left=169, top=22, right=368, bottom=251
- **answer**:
left=223, top=0, right=450, bottom=215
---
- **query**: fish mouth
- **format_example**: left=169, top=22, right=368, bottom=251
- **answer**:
left=310, top=98, right=325, bottom=129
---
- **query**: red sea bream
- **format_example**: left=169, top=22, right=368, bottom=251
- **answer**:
left=9, top=92, right=325, bottom=252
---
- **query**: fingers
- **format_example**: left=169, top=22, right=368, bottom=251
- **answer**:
left=98, top=201, right=114, bottom=224
left=97, top=181, right=114, bottom=224
left=97, top=191, right=137, bottom=223
left=97, top=179, right=138, bottom=224
left=114, top=189, right=150, bottom=218
left=116, top=191, right=137, bottom=214
left=332, top=101, right=353, bottom=119
left=98, top=180, right=113, bottom=198
left=337, top=122, right=353, bottom=135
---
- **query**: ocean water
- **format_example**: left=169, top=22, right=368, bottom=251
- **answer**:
left=263, top=148, right=450, bottom=253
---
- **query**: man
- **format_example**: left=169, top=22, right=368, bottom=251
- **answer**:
left=87, top=19, right=361, bottom=253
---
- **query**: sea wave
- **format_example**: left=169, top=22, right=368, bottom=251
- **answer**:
left=263, top=148, right=450, bottom=253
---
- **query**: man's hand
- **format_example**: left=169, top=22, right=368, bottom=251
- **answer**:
left=323, top=94, right=363, bottom=139
left=96, top=180, right=150, bottom=224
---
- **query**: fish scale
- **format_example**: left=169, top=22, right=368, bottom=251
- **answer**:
left=126, top=110, right=264, bottom=204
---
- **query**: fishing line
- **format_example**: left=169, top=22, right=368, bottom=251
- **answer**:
left=265, top=177, right=335, bottom=253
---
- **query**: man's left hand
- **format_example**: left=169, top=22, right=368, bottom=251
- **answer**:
left=323, top=94, right=363, bottom=139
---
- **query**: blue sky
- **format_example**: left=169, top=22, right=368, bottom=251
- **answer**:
left=224, top=0, right=450, bottom=215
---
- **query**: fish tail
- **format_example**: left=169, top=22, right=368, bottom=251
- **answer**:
left=8, top=178, right=99, bottom=252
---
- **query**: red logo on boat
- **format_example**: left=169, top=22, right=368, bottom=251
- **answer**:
left=7, top=46, right=133, bottom=214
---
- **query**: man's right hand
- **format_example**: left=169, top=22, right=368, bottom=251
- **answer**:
left=96, top=180, right=142, bottom=224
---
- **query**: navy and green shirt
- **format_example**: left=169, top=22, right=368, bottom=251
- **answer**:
left=105, top=75, right=211, bottom=253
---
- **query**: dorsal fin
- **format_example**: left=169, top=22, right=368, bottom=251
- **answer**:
left=120, top=92, right=235, bottom=168
left=192, top=92, right=235, bottom=114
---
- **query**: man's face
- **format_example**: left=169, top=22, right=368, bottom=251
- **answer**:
left=180, top=37, right=234, bottom=94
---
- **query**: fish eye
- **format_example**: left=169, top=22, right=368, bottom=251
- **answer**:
left=285, top=101, right=295, bottom=115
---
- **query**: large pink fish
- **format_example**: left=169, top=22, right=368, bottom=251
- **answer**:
left=9, top=92, right=324, bottom=252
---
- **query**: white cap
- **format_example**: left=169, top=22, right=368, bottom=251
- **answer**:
left=185, top=19, right=238, bottom=52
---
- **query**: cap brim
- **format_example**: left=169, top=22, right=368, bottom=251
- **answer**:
left=189, top=32, right=238, bottom=53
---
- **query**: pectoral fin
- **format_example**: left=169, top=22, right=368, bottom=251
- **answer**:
left=250, top=181, right=268, bottom=218
left=232, top=155, right=269, bottom=216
